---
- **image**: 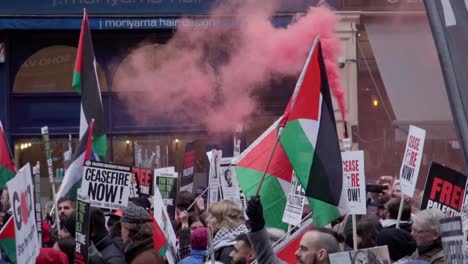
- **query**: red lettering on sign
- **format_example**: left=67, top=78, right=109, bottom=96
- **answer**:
left=343, top=160, right=359, bottom=172
left=409, top=151, right=417, bottom=167
left=132, top=167, right=151, bottom=187
left=408, top=136, right=420, bottom=151
left=450, top=184, right=463, bottom=210
left=351, top=173, right=360, bottom=187
left=429, top=177, right=443, bottom=200
left=440, top=180, right=453, bottom=205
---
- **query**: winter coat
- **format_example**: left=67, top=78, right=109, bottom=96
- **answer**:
left=95, top=235, right=126, bottom=264
left=124, top=237, right=165, bottom=264
left=178, top=249, right=206, bottom=264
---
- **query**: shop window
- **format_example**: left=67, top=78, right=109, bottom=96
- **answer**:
left=112, top=133, right=208, bottom=190
left=14, top=45, right=108, bottom=93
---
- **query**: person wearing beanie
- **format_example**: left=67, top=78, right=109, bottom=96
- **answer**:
left=121, top=203, right=165, bottom=264
left=90, top=207, right=125, bottom=264
left=376, top=228, right=416, bottom=263
left=36, top=248, right=68, bottom=264
left=178, top=227, right=208, bottom=264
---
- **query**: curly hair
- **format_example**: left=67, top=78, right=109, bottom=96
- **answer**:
left=208, top=200, right=244, bottom=229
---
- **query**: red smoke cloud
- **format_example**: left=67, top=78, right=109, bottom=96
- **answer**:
left=114, top=1, right=345, bottom=133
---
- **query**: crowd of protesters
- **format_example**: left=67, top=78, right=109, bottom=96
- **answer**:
left=0, top=176, right=450, bottom=264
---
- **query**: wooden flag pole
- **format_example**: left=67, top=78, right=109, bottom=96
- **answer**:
left=395, top=194, right=405, bottom=229
left=255, top=129, right=282, bottom=196
left=186, top=187, right=209, bottom=212
left=352, top=214, right=358, bottom=250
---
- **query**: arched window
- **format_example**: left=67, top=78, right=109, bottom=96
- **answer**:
left=14, top=45, right=108, bottom=93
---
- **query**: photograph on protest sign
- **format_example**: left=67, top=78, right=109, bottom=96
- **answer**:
left=219, top=157, right=242, bottom=208
left=342, top=150, right=366, bottom=215
left=420, top=162, right=467, bottom=217
left=181, top=141, right=196, bottom=192
left=153, top=179, right=178, bottom=264
left=7, top=163, right=40, bottom=264
left=399, top=125, right=425, bottom=197
left=329, top=246, right=391, bottom=264
left=132, top=166, right=153, bottom=198
left=440, top=216, right=464, bottom=264
left=80, top=160, right=132, bottom=210
left=154, top=167, right=178, bottom=219
left=74, top=189, right=91, bottom=264
left=282, top=172, right=306, bottom=226
left=207, top=149, right=222, bottom=205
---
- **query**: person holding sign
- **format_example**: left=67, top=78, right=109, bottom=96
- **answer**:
left=411, top=209, right=446, bottom=264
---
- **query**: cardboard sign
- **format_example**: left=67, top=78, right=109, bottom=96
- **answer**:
left=80, top=161, right=132, bottom=210
left=207, top=150, right=222, bottom=206
left=342, top=150, right=366, bottom=215
left=181, top=141, right=196, bottom=192
left=153, top=180, right=178, bottom=264
left=154, top=167, right=178, bottom=219
left=399, top=125, right=426, bottom=197
left=7, top=163, right=40, bottom=264
left=329, top=246, right=391, bottom=264
left=421, top=162, right=467, bottom=217
left=74, top=189, right=91, bottom=264
left=440, top=217, right=464, bottom=264
left=461, top=180, right=468, bottom=233
left=282, top=172, right=306, bottom=225
left=133, top=167, right=153, bottom=197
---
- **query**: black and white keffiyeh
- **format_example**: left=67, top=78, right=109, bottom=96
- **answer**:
left=211, top=224, right=249, bottom=251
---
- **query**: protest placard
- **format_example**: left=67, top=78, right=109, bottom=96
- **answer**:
left=329, top=246, right=391, bottom=264
left=440, top=216, right=464, bottom=264
left=132, top=166, right=153, bottom=198
left=421, top=162, right=467, bottom=217
left=399, top=126, right=426, bottom=197
left=80, top=160, right=132, bottom=210
left=207, top=150, right=222, bottom=205
left=7, top=163, right=39, bottom=264
left=282, top=172, right=306, bottom=225
left=342, top=150, right=366, bottom=215
left=153, top=180, right=178, bottom=264
left=181, top=141, right=196, bottom=192
left=32, top=162, right=42, bottom=244
left=74, top=189, right=91, bottom=264
left=219, top=157, right=242, bottom=208
left=154, top=167, right=178, bottom=219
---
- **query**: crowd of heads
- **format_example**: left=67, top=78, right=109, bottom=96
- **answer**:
left=0, top=173, right=452, bottom=264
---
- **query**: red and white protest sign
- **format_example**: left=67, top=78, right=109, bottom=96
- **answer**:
left=399, top=125, right=426, bottom=197
left=342, top=151, right=366, bottom=215
left=7, top=163, right=40, bottom=264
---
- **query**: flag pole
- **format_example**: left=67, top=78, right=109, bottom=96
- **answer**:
left=186, top=187, right=209, bottom=212
left=255, top=129, right=282, bottom=196
left=395, top=195, right=405, bottom=229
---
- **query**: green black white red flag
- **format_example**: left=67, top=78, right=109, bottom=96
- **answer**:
left=72, top=9, right=107, bottom=160
left=279, top=38, right=348, bottom=215
left=0, top=121, right=15, bottom=190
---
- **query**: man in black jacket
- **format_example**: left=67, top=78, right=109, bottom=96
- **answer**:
left=90, top=207, right=125, bottom=264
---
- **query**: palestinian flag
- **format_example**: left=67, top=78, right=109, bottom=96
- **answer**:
left=151, top=215, right=169, bottom=255
left=56, top=120, right=94, bottom=200
left=234, top=118, right=341, bottom=228
left=0, top=217, right=15, bottom=263
left=73, top=9, right=107, bottom=160
left=279, top=38, right=348, bottom=215
left=0, top=121, right=15, bottom=189
left=274, top=218, right=313, bottom=263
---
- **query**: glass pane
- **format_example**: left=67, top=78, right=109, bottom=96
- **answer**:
left=357, top=16, right=465, bottom=195
left=112, top=133, right=208, bottom=191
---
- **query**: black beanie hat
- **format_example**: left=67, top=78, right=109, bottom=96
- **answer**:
left=376, top=228, right=416, bottom=261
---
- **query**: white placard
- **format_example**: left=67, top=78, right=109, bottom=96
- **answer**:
left=399, top=125, right=426, bottom=197
left=440, top=217, right=464, bottom=264
left=7, top=163, right=40, bottom=264
left=342, top=150, right=366, bottom=215
left=207, top=150, right=222, bottom=206
left=80, top=160, right=132, bottom=210
left=153, top=180, right=178, bottom=264
left=282, top=172, right=306, bottom=225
